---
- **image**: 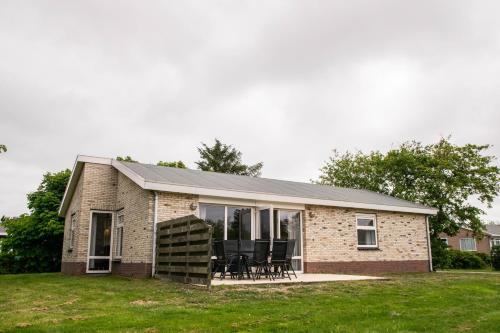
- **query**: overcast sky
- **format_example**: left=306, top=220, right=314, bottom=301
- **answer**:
left=0, top=1, right=499, bottom=222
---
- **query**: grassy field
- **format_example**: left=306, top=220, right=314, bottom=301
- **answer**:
left=0, top=273, right=499, bottom=332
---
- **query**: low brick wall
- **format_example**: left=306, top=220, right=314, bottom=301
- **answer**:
left=111, top=262, right=152, bottom=278
left=304, top=260, right=430, bottom=274
left=61, top=261, right=86, bottom=275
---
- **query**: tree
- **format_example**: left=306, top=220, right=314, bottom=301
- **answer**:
left=0, top=169, right=71, bottom=273
left=317, top=138, right=499, bottom=238
left=196, top=139, right=263, bottom=177
left=157, top=161, right=187, bottom=168
left=0, top=144, right=6, bottom=153
left=116, top=156, right=137, bottom=162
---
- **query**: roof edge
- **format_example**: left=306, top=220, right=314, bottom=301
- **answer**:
left=58, top=155, right=113, bottom=217
left=143, top=181, right=438, bottom=215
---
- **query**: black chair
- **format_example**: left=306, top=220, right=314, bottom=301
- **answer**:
left=285, top=239, right=297, bottom=278
left=251, top=239, right=272, bottom=281
left=270, top=239, right=290, bottom=280
left=223, top=240, right=239, bottom=278
left=212, top=240, right=236, bottom=279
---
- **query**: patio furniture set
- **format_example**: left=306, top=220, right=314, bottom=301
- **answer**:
left=211, top=239, right=297, bottom=281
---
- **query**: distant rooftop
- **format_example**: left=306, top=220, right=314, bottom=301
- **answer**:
left=486, top=224, right=500, bottom=236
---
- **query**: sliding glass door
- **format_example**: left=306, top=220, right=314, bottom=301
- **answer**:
left=200, top=203, right=303, bottom=271
left=87, top=211, right=113, bottom=273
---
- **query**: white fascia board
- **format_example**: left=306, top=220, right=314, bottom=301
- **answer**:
left=111, top=160, right=146, bottom=188
left=143, top=181, right=438, bottom=215
left=58, top=155, right=113, bottom=217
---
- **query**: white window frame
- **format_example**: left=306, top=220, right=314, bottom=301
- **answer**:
left=356, top=214, right=378, bottom=248
left=459, top=238, right=477, bottom=251
left=491, top=238, right=500, bottom=247
left=113, top=211, right=124, bottom=259
left=69, top=213, right=77, bottom=250
left=440, top=238, right=448, bottom=246
left=86, top=210, right=114, bottom=274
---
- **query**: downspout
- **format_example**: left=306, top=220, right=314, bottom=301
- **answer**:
left=151, top=191, right=158, bottom=277
left=425, top=215, right=433, bottom=272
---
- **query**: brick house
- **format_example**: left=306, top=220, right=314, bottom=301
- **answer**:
left=439, top=225, right=500, bottom=254
left=59, top=155, right=438, bottom=277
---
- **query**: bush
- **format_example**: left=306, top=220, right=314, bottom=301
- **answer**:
left=492, top=245, right=500, bottom=271
left=448, top=249, right=487, bottom=269
left=431, top=238, right=452, bottom=269
left=476, top=252, right=492, bottom=266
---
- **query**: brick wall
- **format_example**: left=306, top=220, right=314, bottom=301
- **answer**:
left=303, top=205, right=430, bottom=273
left=61, top=163, right=118, bottom=272
left=115, top=172, right=153, bottom=264
left=439, top=228, right=491, bottom=253
left=156, top=192, right=199, bottom=222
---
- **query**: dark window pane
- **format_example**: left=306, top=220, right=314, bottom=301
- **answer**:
left=357, top=229, right=376, bottom=246
left=357, top=218, right=374, bottom=227
left=279, top=210, right=301, bottom=256
left=88, top=259, right=110, bottom=271
left=89, top=212, right=112, bottom=257
left=259, top=209, right=270, bottom=239
left=227, top=207, right=251, bottom=240
left=200, top=204, right=225, bottom=240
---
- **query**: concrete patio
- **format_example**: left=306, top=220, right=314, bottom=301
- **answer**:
left=211, top=273, right=385, bottom=286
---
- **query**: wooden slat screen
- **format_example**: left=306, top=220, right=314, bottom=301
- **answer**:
left=155, top=214, right=212, bottom=288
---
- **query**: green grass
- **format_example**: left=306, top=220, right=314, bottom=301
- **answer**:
left=0, top=273, right=499, bottom=332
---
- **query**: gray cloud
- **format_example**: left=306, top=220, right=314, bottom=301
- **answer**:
left=1, top=0, right=499, bottom=222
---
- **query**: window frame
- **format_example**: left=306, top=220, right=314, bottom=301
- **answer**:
left=69, top=213, right=77, bottom=250
left=459, top=237, right=477, bottom=251
left=113, top=211, right=124, bottom=259
left=356, top=214, right=378, bottom=249
left=86, top=210, right=114, bottom=274
left=440, top=238, right=449, bottom=246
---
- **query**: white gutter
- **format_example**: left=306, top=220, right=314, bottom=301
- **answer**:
left=151, top=191, right=158, bottom=277
left=426, top=216, right=433, bottom=272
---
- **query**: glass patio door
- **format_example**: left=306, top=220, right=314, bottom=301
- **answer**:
left=87, top=211, right=113, bottom=273
left=257, top=207, right=272, bottom=239
left=275, top=209, right=303, bottom=271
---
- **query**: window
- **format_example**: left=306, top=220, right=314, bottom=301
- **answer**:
left=459, top=238, right=476, bottom=251
left=491, top=238, right=500, bottom=247
left=113, top=212, right=124, bottom=258
left=69, top=213, right=77, bottom=250
left=356, top=214, right=377, bottom=248
left=199, top=204, right=225, bottom=240
left=440, top=238, right=449, bottom=246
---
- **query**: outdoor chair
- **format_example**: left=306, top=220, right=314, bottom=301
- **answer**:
left=285, top=239, right=297, bottom=278
left=250, top=239, right=272, bottom=281
left=212, top=240, right=236, bottom=280
left=270, top=239, right=291, bottom=280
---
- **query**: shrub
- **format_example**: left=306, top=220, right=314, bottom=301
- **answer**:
left=476, top=252, right=492, bottom=267
left=492, top=245, right=500, bottom=271
left=448, top=249, right=487, bottom=269
left=431, top=238, right=451, bottom=269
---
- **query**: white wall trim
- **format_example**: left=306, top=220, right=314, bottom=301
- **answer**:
left=145, top=181, right=437, bottom=215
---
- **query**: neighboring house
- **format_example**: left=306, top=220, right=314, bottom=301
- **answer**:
left=59, top=155, right=438, bottom=278
left=439, top=224, right=500, bottom=253
left=0, top=226, right=6, bottom=239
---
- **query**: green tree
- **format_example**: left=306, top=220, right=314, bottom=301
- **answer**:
left=196, top=139, right=263, bottom=177
left=317, top=138, right=499, bottom=238
left=157, top=161, right=187, bottom=168
left=0, top=169, right=71, bottom=273
left=116, top=156, right=137, bottom=162
left=0, top=144, right=6, bottom=153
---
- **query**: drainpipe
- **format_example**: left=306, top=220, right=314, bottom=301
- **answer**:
left=151, top=191, right=158, bottom=277
left=425, top=215, right=433, bottom=272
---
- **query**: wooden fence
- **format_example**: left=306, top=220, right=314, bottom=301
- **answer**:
left=155, top=214, right=213, bottom=288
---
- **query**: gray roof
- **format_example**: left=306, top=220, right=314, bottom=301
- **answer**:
left=120, top=161, right=434, bottom=212
left=486, top=224, right=500, bottom=236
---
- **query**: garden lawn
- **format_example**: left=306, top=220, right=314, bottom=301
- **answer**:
left=0, top=272, right=499, bottom=332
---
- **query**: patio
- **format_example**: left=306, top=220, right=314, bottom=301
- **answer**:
left=211, top=273, right=386, bottom=286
